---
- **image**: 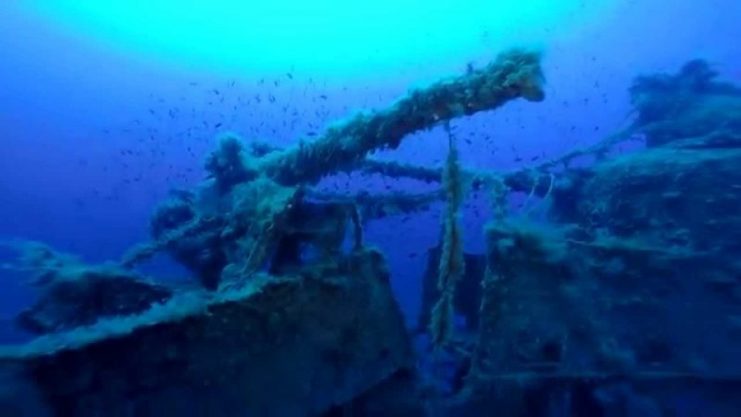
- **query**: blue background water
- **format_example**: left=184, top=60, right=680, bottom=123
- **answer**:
left=0, top=1, right=739, bottom=343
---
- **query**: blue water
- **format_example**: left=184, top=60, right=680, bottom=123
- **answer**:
left=1, top=1, right=740, bottom=415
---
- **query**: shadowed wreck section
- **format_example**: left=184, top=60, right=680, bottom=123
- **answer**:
left=1, top=250, right=411, bottom=417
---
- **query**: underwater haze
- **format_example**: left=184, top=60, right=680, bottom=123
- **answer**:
left=1, top=1, right=741, bottom=416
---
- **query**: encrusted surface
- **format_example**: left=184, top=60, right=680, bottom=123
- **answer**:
left=0, top=250, right=412, bottom=417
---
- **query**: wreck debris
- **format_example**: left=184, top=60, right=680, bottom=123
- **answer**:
left=204, top=134, right=259, bottom=192
left=127, top=49, right=545, bottom=291
left=0, top=249, right=413, bottom=417
left=5, top=242, right=172, bottom=335
left=629, top=59, right=741, bottom=147
left=449, top=60, right=741, bottom=416
left=0, top=49, right=547, bottom=415
left=4, top=49, right=740, bottom=417
left=514, top=58, right=741, bottom=179
left=220, top=178, right=302, bottom=285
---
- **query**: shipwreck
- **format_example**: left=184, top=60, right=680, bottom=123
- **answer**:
left=1, top=50, right=740, bottom=417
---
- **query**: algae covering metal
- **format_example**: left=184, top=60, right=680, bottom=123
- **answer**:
left=0, top=49, right=545, bottom=417
left=0, top=250, right=411, bottom=417
left=3, top=49, right=740, bottom=416
left=439, top=60, right=741, bottom=416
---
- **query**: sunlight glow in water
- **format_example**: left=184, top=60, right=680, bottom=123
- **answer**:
left=29, top=1, right=611, bottom=77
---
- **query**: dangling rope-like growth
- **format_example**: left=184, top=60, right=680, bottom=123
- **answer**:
left=429, top=126, right=466, bottom=349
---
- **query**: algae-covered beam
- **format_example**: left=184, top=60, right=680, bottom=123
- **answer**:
left=249, top=144, right=541, bottom=196
left=308, top=189, right=441, bottom=219
left=258, top=49, right=545, bottom=185
left=360, top=159, right=444, bottom=183
left=359, top=158, right=555, bottom=198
